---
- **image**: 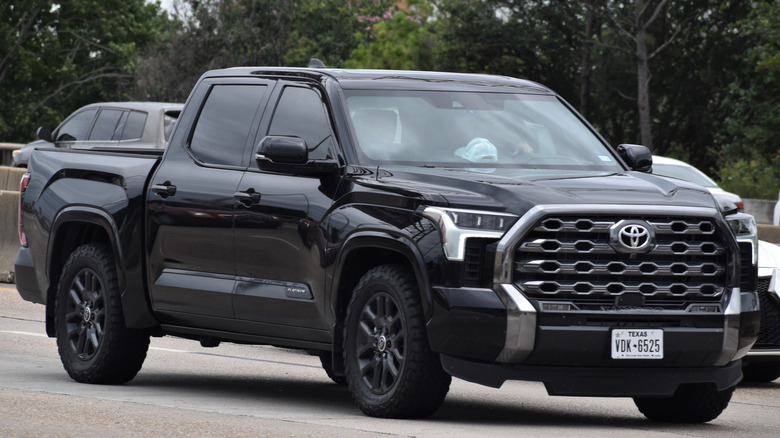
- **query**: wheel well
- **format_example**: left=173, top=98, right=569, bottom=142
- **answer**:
left=331, top=246, right=418, bottom=376
left=45, top=222, right=112, bottom=336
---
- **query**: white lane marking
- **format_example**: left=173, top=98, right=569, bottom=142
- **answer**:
left=2, top=331, right=193, bottom=353
left=150, top=347, right=193, bottom=353
left=1, top=330, right=47, bottom=337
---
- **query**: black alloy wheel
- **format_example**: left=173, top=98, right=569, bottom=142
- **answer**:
left=55, top=243, right=149, bottom=384
left=355, top=291, right=406, bottom=394
left=344, top=264, right=451, bottom=418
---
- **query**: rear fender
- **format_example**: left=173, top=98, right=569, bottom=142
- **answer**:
left=45, top=207, right=156, bottom=335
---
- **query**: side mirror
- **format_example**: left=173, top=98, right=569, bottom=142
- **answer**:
left=255, top=135, right=340, bottom=176
left=617, top=144, right=652, bottom=172
left=256, top=136, right=308, bottom=164
left=37, top=126, right=53, bottom=143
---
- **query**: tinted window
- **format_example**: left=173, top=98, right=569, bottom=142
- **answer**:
left=122, top=111, right=148, bottom=140
left=344, top=90, right=621, bottom=177
left=57, top=108, right=98, bottom=142
left=268, top=86, right=334, bottom=160
left=164, top=111, right=180, bottom=142
left=190, top=85, right=267, bottom=166
left=89, top=109, right=124, bottom=141
left=111, top=112, right=129, bottom=140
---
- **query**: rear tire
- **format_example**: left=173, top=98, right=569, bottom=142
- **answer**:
left=633, top=383, right=734, bottom=423
left=742, top=362, right=780, bottom=383
left=344, top=264, right=451, bottom=418
left=55, top=243, right=150, bottom=384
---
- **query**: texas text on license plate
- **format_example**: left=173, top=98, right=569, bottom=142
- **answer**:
left=611, top=329, right=663, bottom=359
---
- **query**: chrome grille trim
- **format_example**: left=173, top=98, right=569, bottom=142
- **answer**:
left=493, top=204, right=732, bottom=307
left=518, top=260, right=725, bottom=277
left=521, top=280, right=722, bottom=297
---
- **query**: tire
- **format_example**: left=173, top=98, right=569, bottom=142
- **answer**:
left=633, top=383, right=734, bottom=423
left=742, top=362, right=780, bottom=383
left=319, top=351, right=348, bottom=385
left=55, top=243, right=150, bottom=384
left=344, top=264, right=451, bottom=418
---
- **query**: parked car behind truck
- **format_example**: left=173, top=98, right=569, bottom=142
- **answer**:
left=15, top=66, right=760, bottom=422
left=11, top=101, right=183, bottom=167
left=651, top=155, right=744, bottom=211
left=650, top=155, right=779, bottom=382
left=749, top=240, right=780, bottom=382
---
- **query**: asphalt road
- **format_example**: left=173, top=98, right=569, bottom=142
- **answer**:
left=2, top=285, right=779, bottom=438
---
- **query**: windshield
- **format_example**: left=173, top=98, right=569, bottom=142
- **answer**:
left=344, top=90, right=622, bottom=174
left=652, top=163, right=718, bottom=188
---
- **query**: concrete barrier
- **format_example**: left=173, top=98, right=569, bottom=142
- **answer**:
left=758, top=224, right=780, bottom=246
left=744, top=198, right=776, bottom=225
left=1, top=166, right=26, bottom=191
left=0, top=190, right=20, bottom=283
left=0, top=143, right=22, bottom=167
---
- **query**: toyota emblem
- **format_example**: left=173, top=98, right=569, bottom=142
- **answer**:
left=609, top=220, right=655, bottom=253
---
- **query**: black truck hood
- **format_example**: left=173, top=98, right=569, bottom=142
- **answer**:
left=360, top=166, right=721, bottom=217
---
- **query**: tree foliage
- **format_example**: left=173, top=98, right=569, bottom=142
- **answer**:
left=2, top=0, right=778, bottom=198
left=0, top=0, right=165, bottom=142
left=714, top=1, right=780, bottom=196
left=346, top=0, right=437, bottom=70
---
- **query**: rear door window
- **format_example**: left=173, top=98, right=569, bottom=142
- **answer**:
left=88, top=109, right=125, bottom=141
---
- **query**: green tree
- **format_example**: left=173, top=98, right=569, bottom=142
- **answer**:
left=284, top=0, right=362, bottom=67
left=434, top=1, right=582, bottom=111
left=134, top=0, right=298, bottom=102
left=714, top=0, right=780, bottom=198
left=0, top=0, right=165, bottom=142
left=346, top=0, right=437, bottom=70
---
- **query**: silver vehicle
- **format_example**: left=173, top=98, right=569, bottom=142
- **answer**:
left=12, top=102, right=183, bottom=167
left=651, top=155, right=744, bottom=211
left=746, top=240, right=780, bottom=382
left=651, top=155, right=778, bottom=381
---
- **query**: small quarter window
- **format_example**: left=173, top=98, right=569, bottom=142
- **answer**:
left=122, top=111, right=148, bottom=141
left=268, top=86, right=334, bottom=160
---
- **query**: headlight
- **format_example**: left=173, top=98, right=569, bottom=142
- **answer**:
left=421, top=206, right=518, bottom=261
left=727, top=212, right=756, bottom=237
left=727, top=212, right=758, bottom=266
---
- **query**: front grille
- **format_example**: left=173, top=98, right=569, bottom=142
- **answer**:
left=513, top=216, right=729, bottom=307
left=756, top=277, right=780, bottom=348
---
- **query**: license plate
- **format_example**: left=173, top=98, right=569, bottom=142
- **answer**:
left=611, top=329, right=663, bottom=359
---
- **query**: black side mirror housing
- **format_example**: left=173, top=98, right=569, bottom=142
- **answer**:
left=255, top=136, right=339, bottom=176
left=617, top=144, right=653, bottom=172
left=256, top=135, right=308, bottom=164
left=37, top=126, right=53, bottom=143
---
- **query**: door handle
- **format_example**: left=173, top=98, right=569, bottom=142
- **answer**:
left=234, top=189, right=261, bottom=206
left=151, top=181, right=177, bottom=197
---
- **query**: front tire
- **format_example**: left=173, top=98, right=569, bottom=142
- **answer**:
left=633, top=383, right=734, bottom=423
left=55, top=243, right=150, bottom=384
left=344, top=264, right=451, bottom=418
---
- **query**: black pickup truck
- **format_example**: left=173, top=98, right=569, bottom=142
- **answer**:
left=15, top=66, right=761, bottom=422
